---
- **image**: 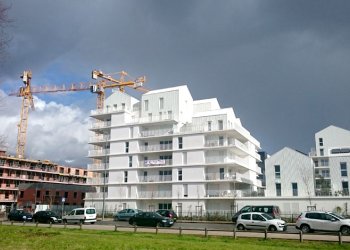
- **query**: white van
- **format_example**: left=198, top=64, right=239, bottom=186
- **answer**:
left=62, top=207, right=97, bottom=224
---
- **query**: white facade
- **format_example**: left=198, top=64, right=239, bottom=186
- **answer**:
left=312, top=125, right=350, bottom=196
left=265, top=147, right=314, bottom=198
left=86, top=85, right=262, bottom=215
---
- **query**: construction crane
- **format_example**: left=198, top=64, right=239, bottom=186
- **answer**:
left=10, top=69, right=148, bottom=158
left=90, top=70, right=147, bottom=109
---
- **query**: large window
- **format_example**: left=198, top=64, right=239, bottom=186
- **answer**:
left=292, top=183, right=298, bottom=196
left=274, top=165, right=281, bottom=179
left=159, top=97, right=164, bottom=109
left=124, top=171, right=128, bottom=183
left=319, top=138, right=323, bottom=146
left=208, top=121, right=212, bottom=131
left=341, top=162, right=348, bottom=177
left=178, top=137, right=183, bottom=149
left=220, top=168, right=225, bottom=180
left=276, top=183, right=281, bottom=196
left=144, top=100, right=149, bottom=111
left=218, top=120, right=223, bottom=130
left=178, top=169, right=183, bottom=181
left=128, top=156, right=133, bottom=167
left=125, top=142, right=129, bottom=153
left=342, top=181, right=349, bottom=195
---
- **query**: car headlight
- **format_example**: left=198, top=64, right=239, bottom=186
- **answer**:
left=162, top=219, right=167, bottom=222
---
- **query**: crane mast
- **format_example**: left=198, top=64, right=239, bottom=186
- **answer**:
left=16, top=71, right=34, bottom=158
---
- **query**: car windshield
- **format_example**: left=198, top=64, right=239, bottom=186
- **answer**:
left=329, top=213, right=345, bottom=220
left=261, top=213, right=274, bottom=220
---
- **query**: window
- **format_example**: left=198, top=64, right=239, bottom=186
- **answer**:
left=274, top=165, right=281, bottom=179
left=45, top=190, right=50, bottom=196
left=292, top=183, right=298, bottom=196
left=159, top=97, right=164, bottom=109
left=159, top=170, right=172, bottom=181
left=241, top=214, right=251, bottom=220
left=319, top=138, right=323, bottom=146
left=144, top=100, right=149, bottom=111
left=220, top=168, right=225, bottom=180
left=178, top=137, right=183, bottom=149
left=320, top=159, right=329, bottom=166
left=208, top=121, right=212, bottom=131
left=129, top=156, right=133, bottom=167
left=36, top=190, right=41, bottom=198
left=178, top=169, right=182, bottom=181
left=124, top=171, right=128, bottom=183
left=320, top=148, right=324, bottom=156
left=219, top=136, right=224, bottom=146
left=160, top=140, right=172, bottom=150
left=143, top=171, right=147, bottom=181
left=341, top=162, right=348, bottom=177
left=314, top=160, right=319, bottom=167
left=121, top=103, right=125, bottom=110
left=218, top=120, right=223, bottom=130
left=64, top=192, right=68, bottom=198
left=167, top=110, right=172, bottom=119
left=73, top=192, right=77, bottom=199
left=342, top=182, right=349, bottom=195
left=159, top=203, right=171, bottom=209
left=125, top=142, right=129, bottom=153
left=276, top=183, right=281, bottom=196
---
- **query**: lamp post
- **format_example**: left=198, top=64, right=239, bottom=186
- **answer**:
left=101, top=130, right=108, bottom=220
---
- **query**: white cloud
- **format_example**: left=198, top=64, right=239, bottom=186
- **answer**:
left=0, top=90, right=90, bottom=167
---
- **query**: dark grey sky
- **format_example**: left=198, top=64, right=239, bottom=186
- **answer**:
left=1, top=0, right=350, bottom=166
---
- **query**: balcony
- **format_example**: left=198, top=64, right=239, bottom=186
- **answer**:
left=140, top=129, right=173, bottom=138
left=205, top=155, right=246, bottom=166
left=206, top=189, right=264, bottom=198
left=87, top=163, right=109, bottom=171
left=89, top=135, right=110, bottom=143
left=139, top=159, right=172, bottom=167
left=139, top=175, right=172, bottom=182
left=138, top=190, right=172, bottom=198
left=88, top=149, right=110, bottom=157
left=87, top=178, right=108, bottom=185
left=90, top=121, right=111, bottom=129
left=205, top=173, right=243, bottom=181
left=139, top=144, right=173, bottom=152
left=131, top=114, right=177, bottom=124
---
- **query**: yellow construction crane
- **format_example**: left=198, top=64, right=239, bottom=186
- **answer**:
left=10, top=69, right=148, bottom=158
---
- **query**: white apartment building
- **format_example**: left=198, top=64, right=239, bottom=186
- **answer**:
left=86, top=85, right=262, bottom=215
left=265, top=147, right=314, bottom=198
left=264, top=126, right=350, bottom=214
left=311, top=125, right=350, bottom=196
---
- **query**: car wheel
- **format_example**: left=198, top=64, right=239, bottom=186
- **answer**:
left=131, top=220, right=137, bottom=226
left=268, top=225, right=277, bottom=232
left=340, top=226, right=350, bottom=235
left=300, top=224, right=311, bottom=233
left=236, top=224, right=245, bottom=230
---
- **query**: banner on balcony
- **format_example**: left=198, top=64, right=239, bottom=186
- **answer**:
left=144, top=159, right=166, bottom=166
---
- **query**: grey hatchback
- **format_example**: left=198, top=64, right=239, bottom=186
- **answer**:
left=114, top=209, right=142, bottom=221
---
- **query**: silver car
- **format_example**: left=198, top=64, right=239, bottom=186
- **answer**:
left=236, top=212, right=287, bottom=232
left=114, top=209, right=142, bottom=221
left=296, top=211, right=350, bottom=234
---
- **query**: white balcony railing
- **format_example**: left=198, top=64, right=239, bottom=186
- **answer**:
left=139, top=144, right=173, bottom=152
left=205, top=139, right=248, bottom=151
left=88, top=149, right=110, bottom=157
left=87, top=163, right=109, bottom=171
left=139, top=175, right=172, bottom=182
left=139, top=159, right=172, bottom=167
left=87, top=177, right=108, bottom=185
left=138, top=191, right=172, bottom=198
left=89, top=135, right=110, bottom=143
left=205, top=155, right=246, bottom=166
left=140, top=129, right=173, bottom=137
left=90, top=121, right=111, bottom=129
left=205, top=173, right=242, bottom=181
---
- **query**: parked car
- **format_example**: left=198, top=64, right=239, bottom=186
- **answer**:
left=33, top=210, right=62, bottom=224
left=8, top=210, right=33, bottom=222
left=156, top=209, right=178, bottom=222
left=114, top=209, right=142, bottom=221
left=129, top=211, right=174, bottom=227
left=62, top=207, right=97, bottom=224
left=236, top=212, right=287, bottom=232
left=232, top=205, right=281, bottom=223
left=296, top=211, right=350, bottom=234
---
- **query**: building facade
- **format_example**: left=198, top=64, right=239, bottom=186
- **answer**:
left=86, top=85, right=262, bottom=215
left=0, top=150, right=94, bottom=212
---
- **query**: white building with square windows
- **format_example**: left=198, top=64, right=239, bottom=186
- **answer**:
left=85, top=85, right=262, bottom=215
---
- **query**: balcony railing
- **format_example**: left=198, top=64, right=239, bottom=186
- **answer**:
left=140, top=129, right=173, bottom=137
left=206, top=189, right=264, bottom=198
left=87, top=178, right=108, bottom=185
left=139, top=144, right=173, bottom=152
left=139, top=159, right=172, bottom=167
left=90, top=121, right=111, bottom=129
left=132, top=114, right=177, bottom=124
left=89, top=135, right=110, bottom=143
left=88, top=149, right=110, bottom=157
left=205, top=139, right=248, bottom=150
left=138, top=191, right=172, bottom=198
left=205, top=173, right=242, bottom=181
left=205, top=155, right=246, bottom=166
left=87, top=163, right=109, bottom=171
left=139, top=175, right=172, bottom=182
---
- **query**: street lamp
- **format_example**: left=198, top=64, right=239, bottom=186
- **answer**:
left=101, top=130, right=108, bottom=220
